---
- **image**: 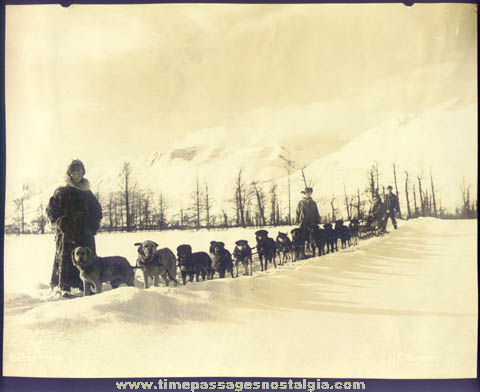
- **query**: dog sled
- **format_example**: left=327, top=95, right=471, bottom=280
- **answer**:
left=358, top=215, right=385, bottom=238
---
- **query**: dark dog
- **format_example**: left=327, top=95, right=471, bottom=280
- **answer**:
left=349, top=218, right=359, bottom=245
left=323, top=223, right=338, bottom=253
left=335, top=220, right=351, bottom=249
left=306, top=224, right=327, bottom=257
left=275, top=232, right=293, bottom=265
left=134, top=240, right=178, bottom=288
left=255, top=230, right=277, bottom=271
left=364, top=215, right=377, bottom=237
left=176, top=244, right=212, bottom=285
left=209, top=241, right=234, bottom=279
left=290, top=228, right=306, bottom=261
left=72, top=246, right=134, bottom=296
left=233, top=240, right=253, bottom=277
left=358, top=216, right=375, bottom=238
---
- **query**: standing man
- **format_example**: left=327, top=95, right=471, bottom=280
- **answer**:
left=46, top=160, right=103, bottom=295
left=384, top=185, right=399, bottom=230
left=370, top=193, right=386, bottom=233
left=296, top=187, right=321, bottom=240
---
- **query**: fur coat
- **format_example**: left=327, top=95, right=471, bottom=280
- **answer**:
left=46, top=176, right=103, bottom=291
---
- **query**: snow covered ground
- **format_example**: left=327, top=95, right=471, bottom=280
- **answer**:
left=2, top=218, right=477, bottom=378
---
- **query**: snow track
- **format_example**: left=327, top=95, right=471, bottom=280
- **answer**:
left=3, top=218, right=477, bottom=378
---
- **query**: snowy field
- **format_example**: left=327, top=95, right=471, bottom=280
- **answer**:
left=2, top=218, right=477, bottom=378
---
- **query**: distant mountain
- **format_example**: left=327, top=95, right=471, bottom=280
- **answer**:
left=4, top=141, right=299, bottom=227
left=92, top=142, right=294, bottom=212
left=276, top=97, right=477, bottom=218
left=5, top=98, right=476, bottom=228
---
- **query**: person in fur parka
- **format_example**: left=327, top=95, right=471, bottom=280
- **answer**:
left=296, top=187, right=321, bottom=232
left=46, top=160, right=103, bottom=293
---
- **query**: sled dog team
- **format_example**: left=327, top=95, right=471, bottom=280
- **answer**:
left=50, top=160, right=398, bottom=297
left=72, top=221, right=360, bottom=297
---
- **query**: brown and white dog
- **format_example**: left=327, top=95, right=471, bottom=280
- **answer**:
left=275, top=232, right=293, bottom=265
left=233, top=240, right=253, bottom=276
left=209, top=241, right=234, bottom=279
left=290, top=228, right=306, bottom=261
left=71, top=246, right=134, bottom=296
left=134, top=240, right=179, bottom=288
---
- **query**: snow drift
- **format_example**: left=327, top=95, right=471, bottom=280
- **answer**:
left=3, top=218, right=477, bottom=378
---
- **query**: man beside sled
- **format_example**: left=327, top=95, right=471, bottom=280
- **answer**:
left=296, top=187, right=321, bottom=250
left=384, top=185, right=399, bottom=230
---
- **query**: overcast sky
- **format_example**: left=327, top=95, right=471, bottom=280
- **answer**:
left=5, top=3, right=477, bottom=191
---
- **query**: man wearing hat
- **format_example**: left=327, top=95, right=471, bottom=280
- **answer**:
left=384, top=185, right=399, bottom=230
left=296, top=187, right=321, bottom=239
left=370, top=193, right=386, bottom=232
left=46, top=160, right=103, bottom=295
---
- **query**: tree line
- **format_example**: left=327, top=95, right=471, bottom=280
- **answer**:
left=6, top=161, right=478, bottom=235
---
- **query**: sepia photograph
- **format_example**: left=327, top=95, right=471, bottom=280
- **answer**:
left=3, top=1, right=478, bottom=382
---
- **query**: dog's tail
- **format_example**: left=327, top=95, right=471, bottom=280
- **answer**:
left=165, top=266, right=181, bottom=285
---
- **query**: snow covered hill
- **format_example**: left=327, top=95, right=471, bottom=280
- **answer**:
left=84, top=97, right=479, bottom=218
left=3, top=218, right=477, bottom=378
left=275, top=98, right=477, bottom=217
left=4, top=97, right=477, bottom=227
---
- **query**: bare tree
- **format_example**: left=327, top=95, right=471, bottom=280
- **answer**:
left=234, top=169, right=247, bottom=227
left=356, top=189, right=362, bottom=219
left=134, top=187, right=143, bottom=228
left=180, top=208, right=185, bottom=227
left=32, top=200, right=47, bottom=234
left=430, top=167, right=437, bottom=217
left=117, top=191, right=124, bottom=227
left=191, top=176, right=202, bottom=229
left=13, top=184, right=31, bottom=234
left=438, top=197, right=444, bottom=217
left=417, top=175, right=425, bottom=217
left=343, top=183, right=351, bottom=220
left=270, top=184, right=278, bottom=225
left=106, top=192, right=115, bottom=230
left=210, top=215, right=217, bottom=227
left=368, top=165, right=376, bottom=200
left=205, top=183, right=211, bottom=228
left=301, top=167, right=308, bottom=188
left=252, top=181, right=266, bottom=226
left=234, top=190, right=240, bottom=226
left=222, top=210, right=229, bottom=228
left=130, top=183, right=138, bottom=229
left=404, top=171, right=411, bottom=219
left=142, top=189, right=154, bottom=229
left=300, top=166, right=318, bottom=190
left=119, top=162, right=133, bottom=231
left=424, top=189, right=431, bottom=216
left=157, top=193, right=167, bottom=229
left=460, top=177, right=472, bottom=218
left=279, top=154, right=297, bottom=225
left=393, top=163, right=402, bottom=218
left=412, top=183, right=418, bottom=217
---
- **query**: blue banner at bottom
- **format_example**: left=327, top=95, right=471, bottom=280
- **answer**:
left=0, top=377, right=479, bottom=392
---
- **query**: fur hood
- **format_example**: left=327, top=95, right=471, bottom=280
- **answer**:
left=65, top=175, right=91, bottom=191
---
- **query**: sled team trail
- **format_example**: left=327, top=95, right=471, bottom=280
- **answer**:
left=3, top=218, right=477, bottom=378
